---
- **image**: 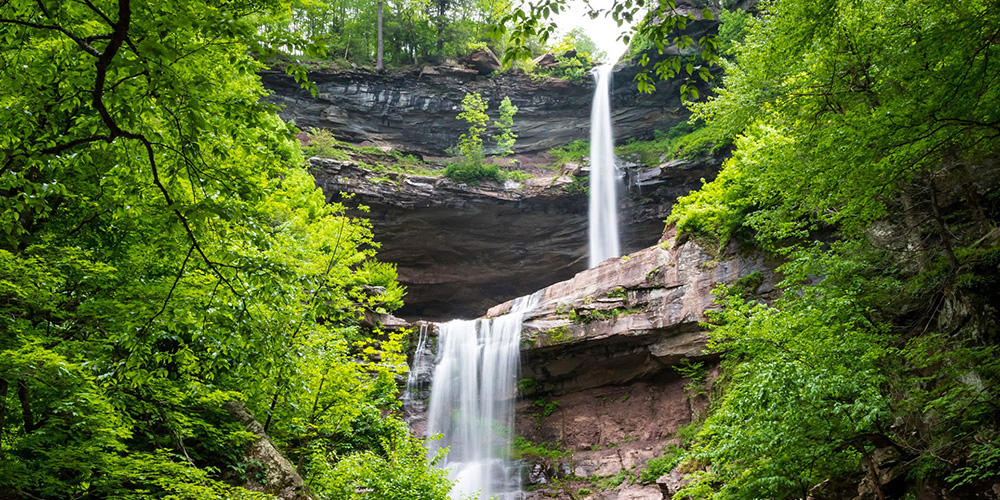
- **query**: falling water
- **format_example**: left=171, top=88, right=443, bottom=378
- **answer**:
left=426, top=292, right=541, bottom=500
left=589, top=64, right=621, bottom=267
left=403, top=324, right=431, bottom=401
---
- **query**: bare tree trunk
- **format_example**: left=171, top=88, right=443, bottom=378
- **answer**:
left=864, top=452, right=887, bottom=500
left=376, top=1, right=384, bottom=72
left=899, top=188, right=927, bottom=271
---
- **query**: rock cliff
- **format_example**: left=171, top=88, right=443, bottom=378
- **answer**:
left=499, top=227, right=777, bottom=500
left=262, top=66, right=697, bottom=158
left=403, top=227, right=777, bottom=499
left=310, top=156, right=722, bottom=319
left=259, top=0, right=729, bottom=159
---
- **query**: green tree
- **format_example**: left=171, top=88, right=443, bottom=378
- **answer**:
left=495, top=0, right=719, bottom=98
left=493, top=97, right=518, bottom=157
left=456, top=91, right=490, bottom=159
left=660, top=0, right=1000, bottom=498
left=0, top=0, right=448, bottom=498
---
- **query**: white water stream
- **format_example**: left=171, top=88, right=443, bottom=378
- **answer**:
left=588, top=64, right=621, bottom=267
left=426, top=292, right=541, bottom=500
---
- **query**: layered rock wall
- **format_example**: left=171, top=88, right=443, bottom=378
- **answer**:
left=507, top=230, right=775, bottom=499
left=311, top=157, right=722, bottom=318
left=403, top=228, right=777, bottom=499
left=262, top=66, right=695, bottom=158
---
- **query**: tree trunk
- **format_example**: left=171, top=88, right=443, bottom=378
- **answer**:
left=928, top=176, right=960, bottom=270
left=17, top=379, right=36, bottom=432
left=899, top=188, right=927, bottom=271
left=0, top=379, right=8, bottom=452
left=376, top=1, right=384, bottom=72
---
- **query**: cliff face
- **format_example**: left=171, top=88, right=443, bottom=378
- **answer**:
left=260, top=30, right=718, bottom=158
left=510, top=229, right=775, bottom=499
left=402, top=228, right=777, bottom=499
left=310, top=156, right=721, bottom=319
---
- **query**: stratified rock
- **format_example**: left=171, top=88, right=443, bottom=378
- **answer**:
left=222, top=401, right=312, bottom=500
left=611, top=485, right=664, bottom=500
left=310, top=156, right=721, bottom=319
left=494, top=225, right=777, bottom=395
left=260, top=51, right=713, bottom=157
left=502, top=227, right=774, bottom=491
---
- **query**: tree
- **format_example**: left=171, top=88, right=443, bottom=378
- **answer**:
left=495, top=0, right=719, bottom=98
left=456, top=92, right=490, bottom=158
left=0, top=0, right=449, bottom=498
left=376, top=0, right=384, bottom=71
left=493, top=97, right=518, bottom=157
left=661, top=0, right=1000, bottom=497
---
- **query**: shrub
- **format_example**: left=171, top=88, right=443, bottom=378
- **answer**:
left=493, top=97, right=518, bottom=156
left=550, top=140, right=590, bottom=166
left=303, top=128, right=350, bottom=160
left=640, top=445, right=684, bottom=483
left=442, top=156, right=504, bottom=185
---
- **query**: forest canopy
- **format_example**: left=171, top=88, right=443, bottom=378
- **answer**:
left=0, top=1, right=446, bottom=498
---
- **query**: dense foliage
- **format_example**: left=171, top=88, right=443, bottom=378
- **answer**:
left=0, top=1, right=448, bottom=499
left=264, top=0, right=511, bottom=69
left=656, top=0, right=1000, bottom=498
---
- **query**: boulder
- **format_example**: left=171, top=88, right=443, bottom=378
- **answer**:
left=469, top=47, right=501, bottom=74
left=657, top=469, right=691, bottom=497
left=223, top=401, right=312, bottom=500
left=533, top=53, right=558, bottom=68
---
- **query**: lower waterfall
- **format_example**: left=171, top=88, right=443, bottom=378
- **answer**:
left=425, top=292, right=541, bottom=500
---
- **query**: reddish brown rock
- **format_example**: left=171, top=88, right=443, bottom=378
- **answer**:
left=510, top=226, right=773, bottom=497
left=533, top=53, right=559, bottom=68
left=495, top=225, right=777, bottom=395
left=656, top=470, right=691, bottom=498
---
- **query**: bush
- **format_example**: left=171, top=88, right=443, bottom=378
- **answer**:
left=617, top=120, right=732, bottom=167
left=303, top=128, right=351, bottom=160
left=640, top=444, right=684, bottom=482
left=443, top=157, right=505, bottom=185
left=550, top=140, right=590, bottom=166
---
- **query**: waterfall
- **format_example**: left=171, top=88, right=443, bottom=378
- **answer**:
left=589, top=64, right=621, bottom=267
left=403, top=324, right=431, bottom=401
left=426, top=292, right=541, bottom=500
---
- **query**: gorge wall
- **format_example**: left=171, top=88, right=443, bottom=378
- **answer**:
left=258, top=1, right=733, bottom=158
left=261, top=62, right=695, bottom=158
left=310, top=156, right=722, bottom=319
left=260, top=1, right=733, bottom=319
left=403, top=227, right=779, bottom=499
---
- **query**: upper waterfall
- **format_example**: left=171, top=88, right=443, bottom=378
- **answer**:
left=589, top=64, right=621, bottom=267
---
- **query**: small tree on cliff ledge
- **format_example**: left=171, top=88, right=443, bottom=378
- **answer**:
left=457, top=92, right=490, bottom=160
left=493, top=97, right=518, bottom=157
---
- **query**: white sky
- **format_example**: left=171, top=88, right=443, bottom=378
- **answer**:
left=548, top=0, right=636, bottom=63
